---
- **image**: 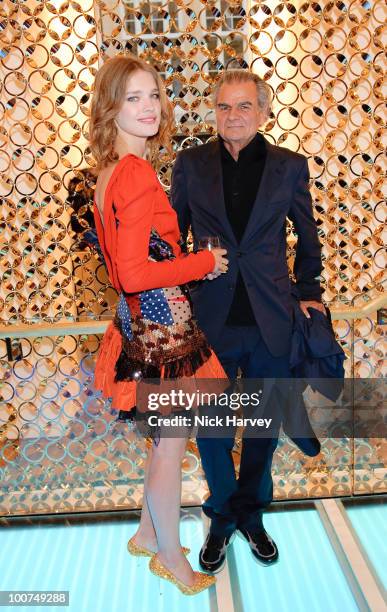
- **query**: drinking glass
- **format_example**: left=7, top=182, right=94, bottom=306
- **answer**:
left=197, top=236, right=220, bottom=251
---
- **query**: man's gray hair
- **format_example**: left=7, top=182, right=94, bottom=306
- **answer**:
left=213, top=70, right=272, bottom=118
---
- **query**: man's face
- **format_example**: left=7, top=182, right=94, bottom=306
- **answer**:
left=215, top=81, right=267, bottom=147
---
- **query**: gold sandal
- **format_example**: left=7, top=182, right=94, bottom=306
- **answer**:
left=149, top=554, right=216, bottom=595
left=127, top=537, right=190, bottom=557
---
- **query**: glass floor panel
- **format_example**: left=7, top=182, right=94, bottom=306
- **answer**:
left=0, top=506, right=372, bottom=612
left=228, top=509, right=358, bottom=612
left=0, top=515, right=212, bottom=612
left=344, top=502, right=387, bottom=589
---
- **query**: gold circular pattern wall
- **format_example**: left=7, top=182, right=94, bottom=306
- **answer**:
left=1, top=0, right=99, bottom=323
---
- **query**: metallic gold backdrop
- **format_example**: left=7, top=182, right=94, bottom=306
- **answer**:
left=0, top=0, right=385, bottom=515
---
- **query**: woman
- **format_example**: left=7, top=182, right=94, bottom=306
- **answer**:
left=89, top=55, right=228, bottom=595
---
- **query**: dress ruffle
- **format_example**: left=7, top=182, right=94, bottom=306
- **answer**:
left=94, top=321, right=226, bottom=412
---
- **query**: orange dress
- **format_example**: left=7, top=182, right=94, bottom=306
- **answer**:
left=93, top=153, right=226, bottom=413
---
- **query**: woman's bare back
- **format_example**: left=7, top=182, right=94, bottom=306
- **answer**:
left=94, top=163, right=118, bottom=224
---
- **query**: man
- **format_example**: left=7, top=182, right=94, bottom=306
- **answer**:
left=171, top=70, right=324, bottom=572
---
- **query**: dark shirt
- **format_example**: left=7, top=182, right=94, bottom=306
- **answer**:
left=220, top=132, right=267, bottom=325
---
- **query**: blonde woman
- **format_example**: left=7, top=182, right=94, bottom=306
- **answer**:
left=89, top=55, right=228, bottom=595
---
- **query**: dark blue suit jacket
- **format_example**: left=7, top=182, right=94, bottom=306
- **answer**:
left=171, top=138, right=323, bottom=357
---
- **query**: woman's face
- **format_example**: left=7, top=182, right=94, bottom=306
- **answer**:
left=115, top=69, right=162, bottom=139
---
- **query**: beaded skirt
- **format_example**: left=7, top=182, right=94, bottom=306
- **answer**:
left=93, top=287, right=226, bottom=442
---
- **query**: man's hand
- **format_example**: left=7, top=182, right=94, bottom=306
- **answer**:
left=299, top=300, right=326, bottom=319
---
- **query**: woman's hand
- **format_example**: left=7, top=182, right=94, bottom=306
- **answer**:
left=206, top=248, right=228, bottom=280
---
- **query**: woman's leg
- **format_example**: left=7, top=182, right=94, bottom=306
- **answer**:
left=146, top=436, right=196, bottom=585
left=132, top=446, right=158, bottom=552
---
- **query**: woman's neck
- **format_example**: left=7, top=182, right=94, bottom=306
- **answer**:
left=115, top=127, right=147, bottom=160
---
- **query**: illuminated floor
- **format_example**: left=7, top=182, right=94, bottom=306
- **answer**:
left=345, top=501, right=387, bottom=588
left=229, top=509, right=357, bottom=612
left=0, top=500, right=385, bottom=612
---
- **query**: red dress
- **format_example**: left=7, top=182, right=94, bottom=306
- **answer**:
left=93, top=154, right=226, bottom=412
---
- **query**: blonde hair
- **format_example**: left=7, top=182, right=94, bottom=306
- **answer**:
left=89, top=55, right=174, bottom=170
left=213, top=70, right=272, bottom=119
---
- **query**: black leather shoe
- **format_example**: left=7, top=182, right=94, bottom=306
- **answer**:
left=199, top=532, right=234, bottom=573
left=238, top=527, right=279, bottom=565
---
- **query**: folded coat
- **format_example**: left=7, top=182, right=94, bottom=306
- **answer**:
left=282, top=293, right=346, bottom=457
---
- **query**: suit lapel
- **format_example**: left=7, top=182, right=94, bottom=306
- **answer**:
left=240, top=141, right=285, bottom=245
left=200, top=141, right=238, bottom=246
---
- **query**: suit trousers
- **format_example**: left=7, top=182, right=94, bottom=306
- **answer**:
left=197, top=324, right=291, bottom=537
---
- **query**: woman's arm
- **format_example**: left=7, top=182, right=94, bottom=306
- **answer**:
left=113, top=158, right=215, bottom=294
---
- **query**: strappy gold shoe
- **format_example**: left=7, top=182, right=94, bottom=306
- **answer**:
left=149, top=554, right=216, bottom=595
left=127, top=537, right=190, bottom=557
